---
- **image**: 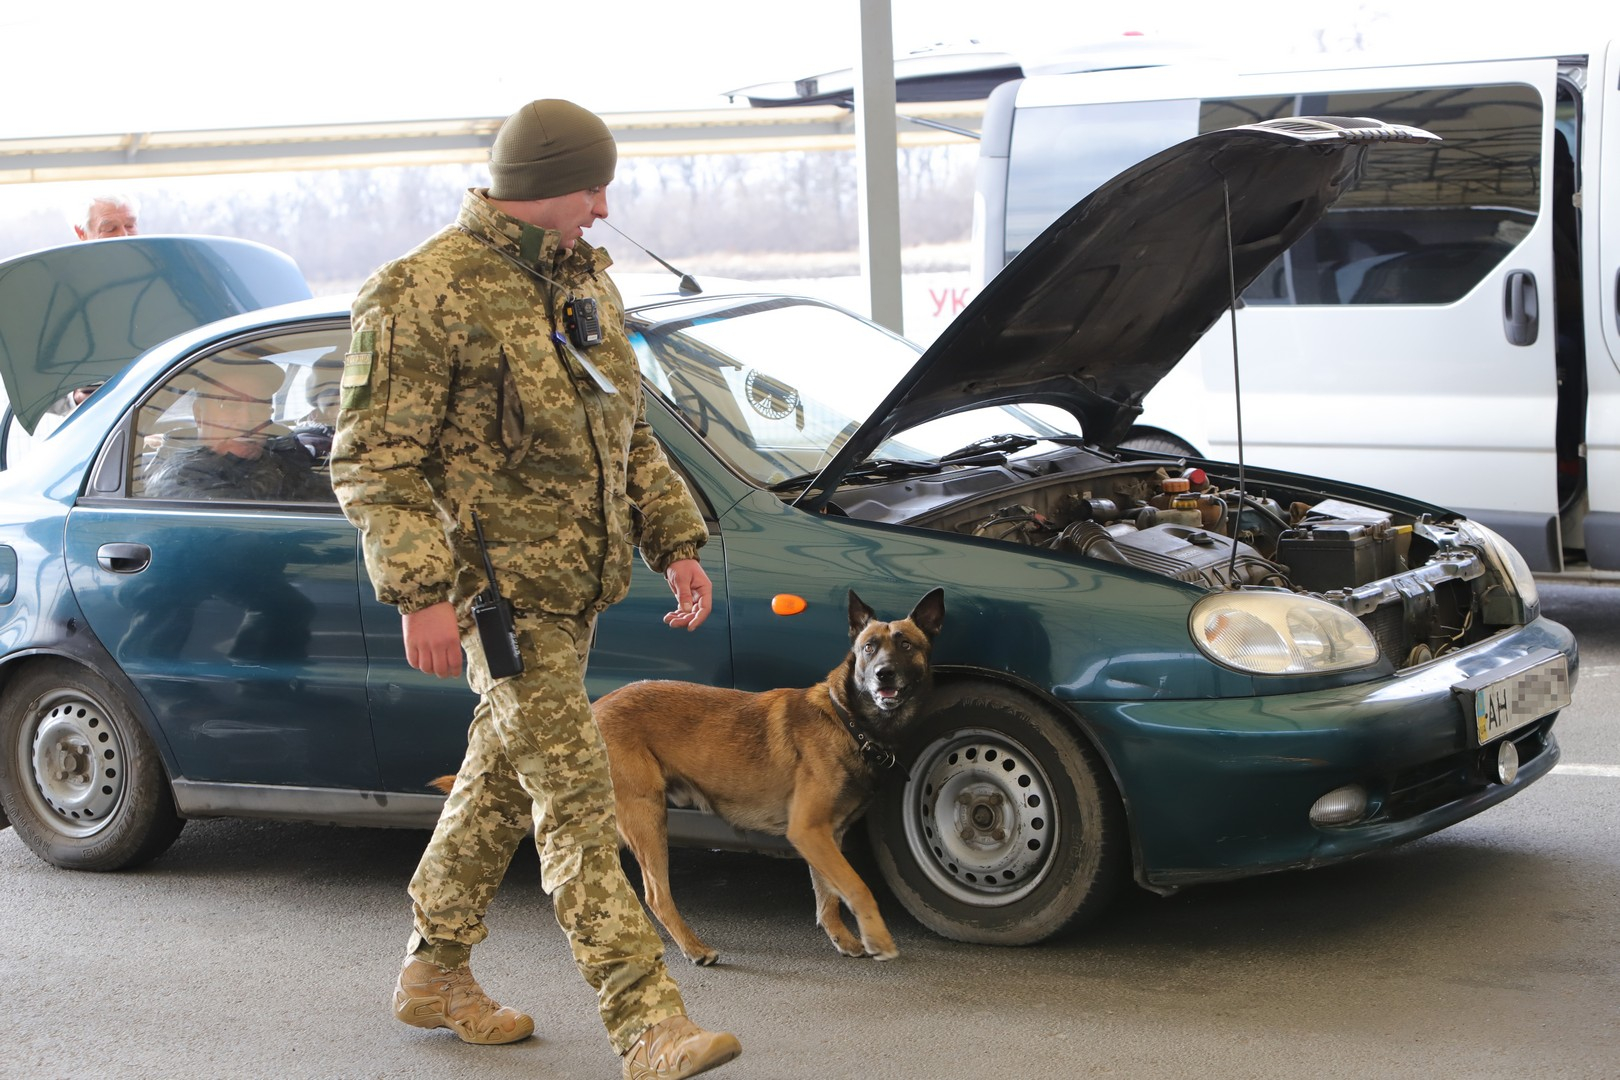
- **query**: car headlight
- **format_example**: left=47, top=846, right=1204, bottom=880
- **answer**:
left=1190, top=591, right=1380, bottom=675
left=1453, top=520, right=1539, bottom=623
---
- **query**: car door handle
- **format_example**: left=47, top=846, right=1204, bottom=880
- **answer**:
left=1503, top=269, right=1538, bottom=346
left=97, top=543, right=151, bottom=574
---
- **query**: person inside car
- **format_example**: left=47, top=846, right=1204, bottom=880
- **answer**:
left=292, top=351, right=343, bottom=461
left=142, top=356, right=329, bottom=501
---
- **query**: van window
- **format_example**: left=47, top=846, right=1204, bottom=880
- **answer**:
left=1203, top=85, right=1543, bottom=306
left=1002, top=82, right=1543, bottom=307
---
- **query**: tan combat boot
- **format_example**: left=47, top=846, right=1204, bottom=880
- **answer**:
left=393, top=953, right=534, bottom=1045
left=621, top=1015, right=741, bottom=1079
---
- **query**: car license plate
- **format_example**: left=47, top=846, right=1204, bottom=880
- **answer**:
left=1453, top=650, right=1571, bottom=746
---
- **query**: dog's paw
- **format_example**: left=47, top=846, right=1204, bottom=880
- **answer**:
left=685, top=947, right=720, bottom=966
left=861, top=926, right=899, bottom=960
left=826, top=927, right=865, bottom=957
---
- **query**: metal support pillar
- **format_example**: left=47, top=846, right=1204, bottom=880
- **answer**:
left=854, top=0, right=904, bottom=335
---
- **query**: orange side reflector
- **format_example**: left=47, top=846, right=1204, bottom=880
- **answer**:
left=771, top=594, right=808, bottom=616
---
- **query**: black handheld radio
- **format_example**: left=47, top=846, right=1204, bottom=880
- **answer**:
left=470, top=512, right=523, bottom=679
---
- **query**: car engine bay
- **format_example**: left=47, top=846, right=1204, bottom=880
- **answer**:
left=830, top=450, right=1527, bottom=671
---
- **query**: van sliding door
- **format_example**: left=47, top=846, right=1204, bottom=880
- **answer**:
left=1193, top=60, right=1563, bottom=568
left=1581, top=41, right=1620, bottom=569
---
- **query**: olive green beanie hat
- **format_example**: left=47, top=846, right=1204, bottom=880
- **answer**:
left=488, top=99, right=617, bottom=201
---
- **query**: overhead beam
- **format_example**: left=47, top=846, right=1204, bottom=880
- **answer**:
left=0, top=102, right=982, bottom=185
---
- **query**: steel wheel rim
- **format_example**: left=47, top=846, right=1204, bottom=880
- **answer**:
left=900, top=727, right=1059, bottom=906
left=22, top=687, right=126, bottom=838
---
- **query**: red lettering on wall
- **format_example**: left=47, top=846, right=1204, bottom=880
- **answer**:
left=929, top=287, right=972, bottom=317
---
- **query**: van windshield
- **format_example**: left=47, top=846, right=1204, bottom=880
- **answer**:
left=1006, top=98, right=1196, bottom=260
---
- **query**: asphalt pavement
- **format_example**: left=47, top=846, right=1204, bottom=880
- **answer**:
left=1, top=581, right=1616, bottom=1080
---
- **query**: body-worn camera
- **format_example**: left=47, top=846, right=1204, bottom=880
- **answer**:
left=471, top=513, right=523, bottom=679
left=564, top=296, right=602, bottom=348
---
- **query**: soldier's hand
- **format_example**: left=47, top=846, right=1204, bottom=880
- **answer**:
left=403, top=601, right=465, bottom=678
left=662, top=559, right=711, bottom=632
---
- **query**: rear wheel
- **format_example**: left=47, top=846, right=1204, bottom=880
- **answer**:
left=0, top=661, right=183, bottom=870
left=867, top=679, right=1127, bottom=945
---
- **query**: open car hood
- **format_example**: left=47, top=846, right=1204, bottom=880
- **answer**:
left=797, top=116, right=1438, bottom=512
left=0, top=235, right=311, bottom=433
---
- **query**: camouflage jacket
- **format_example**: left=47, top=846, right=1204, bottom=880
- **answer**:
left=330, top=189, right=707, bottom=620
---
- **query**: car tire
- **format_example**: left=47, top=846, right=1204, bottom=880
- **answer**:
left=0, top=660, right=183, bottom=870
left=866, top=679, right=1126, bottom=945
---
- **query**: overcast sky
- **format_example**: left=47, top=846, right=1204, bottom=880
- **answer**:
left=1, top=0, right=1596, bottom=137
left=0, top=0, right=1602, bottom=240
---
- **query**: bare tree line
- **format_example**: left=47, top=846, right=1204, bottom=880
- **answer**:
left=3, top=145, right=976, bottom=293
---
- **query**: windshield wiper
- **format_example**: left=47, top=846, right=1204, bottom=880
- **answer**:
left=766, top=457, right=945, bottom=492
left=938, top=433, right=1042, bottom=462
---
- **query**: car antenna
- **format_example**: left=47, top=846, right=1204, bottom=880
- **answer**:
left=598, top=221, right=702, bottom=294
left=1220, top=174, right=1249, bottom=590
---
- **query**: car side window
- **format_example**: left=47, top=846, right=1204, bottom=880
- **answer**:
left=129, top=329, right=346, bottom=503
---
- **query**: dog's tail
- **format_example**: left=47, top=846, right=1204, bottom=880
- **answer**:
left=427, top=775, right=455, bottom=794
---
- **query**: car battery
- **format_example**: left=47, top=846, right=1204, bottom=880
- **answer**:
left=1275, top=521, right=1397, bottom=592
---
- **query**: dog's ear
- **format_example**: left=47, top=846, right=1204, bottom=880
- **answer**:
left=848, top=590, right=876, bottom=639
left=908, top=588, right=945, bottom=639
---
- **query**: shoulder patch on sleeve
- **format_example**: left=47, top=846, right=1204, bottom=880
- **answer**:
left=342, top=328, right=377, bottom=410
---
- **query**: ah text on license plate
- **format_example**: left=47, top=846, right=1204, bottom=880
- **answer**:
left=1453, top=649, right=1571, bottom=746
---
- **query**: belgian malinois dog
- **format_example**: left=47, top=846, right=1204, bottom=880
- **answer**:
left=597, top=587, right=944, bottom=965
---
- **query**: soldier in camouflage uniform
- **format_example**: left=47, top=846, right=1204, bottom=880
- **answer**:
left=331, top=100, right=740, bottom=1080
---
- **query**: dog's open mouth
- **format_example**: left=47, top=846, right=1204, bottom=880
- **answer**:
left=873, top=686, right=904, bottom=709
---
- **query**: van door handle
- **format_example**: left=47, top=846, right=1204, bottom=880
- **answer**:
left=97, top=543, right=151, bottom=573
left=1503, top=270, right=1539, bottom=346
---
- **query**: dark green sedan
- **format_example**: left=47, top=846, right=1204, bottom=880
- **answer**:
left=0, top=117, right=1576, bottom=946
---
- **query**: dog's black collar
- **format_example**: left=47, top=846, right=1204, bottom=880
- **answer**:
left=828, top=693, right=898, bottom=770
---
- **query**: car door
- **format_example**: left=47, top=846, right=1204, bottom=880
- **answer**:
left=63, top=322, right=380, bottom=790
left=360, top=414, right=735, bottom=793
left=1190, top=59, right=1563, bottom=565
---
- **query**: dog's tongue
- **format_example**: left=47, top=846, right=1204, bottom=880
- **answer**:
left=876, top=688, right=898, bottom=701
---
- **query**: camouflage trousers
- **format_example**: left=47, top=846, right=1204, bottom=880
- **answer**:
left=408, top=611, right=684, bottom=1054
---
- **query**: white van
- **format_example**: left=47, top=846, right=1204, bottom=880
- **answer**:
left=973, top=40, right=1620, bottom=572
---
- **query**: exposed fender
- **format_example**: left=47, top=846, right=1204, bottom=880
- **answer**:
left=1118, top=426, right=1203, bottom=458
left=0, top=631, right=180, bottom=789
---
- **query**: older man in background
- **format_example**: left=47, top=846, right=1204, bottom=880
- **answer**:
left=74, top=195, right=139, bottom=240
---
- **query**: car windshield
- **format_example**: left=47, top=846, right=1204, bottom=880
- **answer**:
left=628, top=296, right=1074, bottom=487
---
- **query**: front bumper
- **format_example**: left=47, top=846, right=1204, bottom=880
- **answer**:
left=1076, top=615, right=1577, bottom=889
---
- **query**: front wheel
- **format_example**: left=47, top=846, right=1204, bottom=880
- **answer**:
left=866, top=680, right=1127, bottom=945
left=0, top=660, right=183, bottom=870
